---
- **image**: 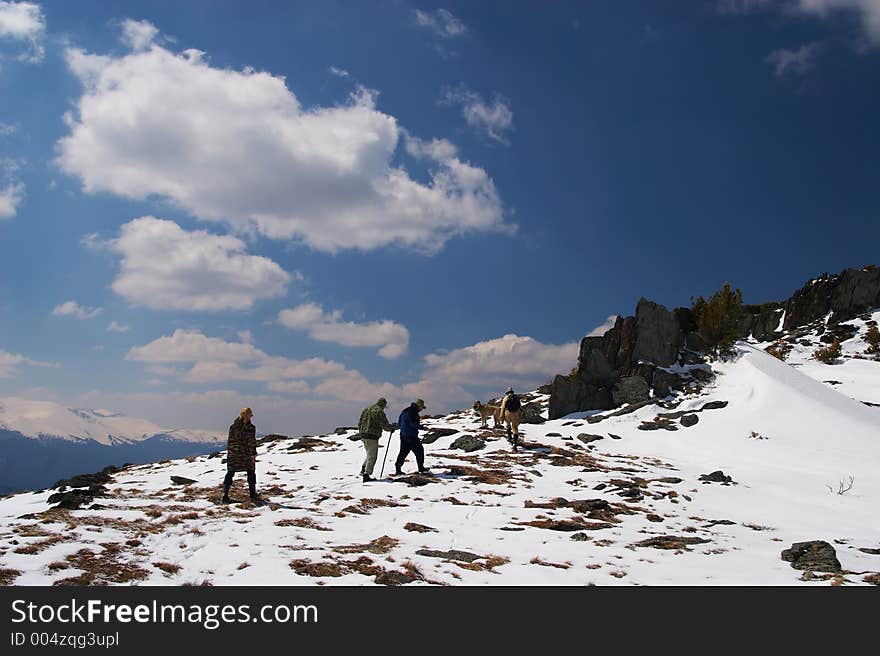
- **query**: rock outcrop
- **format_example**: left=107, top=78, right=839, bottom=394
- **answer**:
left=549, top=265, right=879, bottom=420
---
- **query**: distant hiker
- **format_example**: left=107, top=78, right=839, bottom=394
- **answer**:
left=358, top=397, right=396, bottom=482
left=395, top=398, right=430, bottom=476
left=500, top=387, right=522, bottom=450
left=222, top=407, right=264, bottom=505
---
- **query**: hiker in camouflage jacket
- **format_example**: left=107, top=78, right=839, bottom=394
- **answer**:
left=358, top=397, right=396, bottom=482
left=221, top=407, right=264, bottom=505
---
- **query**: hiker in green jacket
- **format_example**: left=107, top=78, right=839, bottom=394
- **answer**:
left=358, top=397, right=396, bottom=482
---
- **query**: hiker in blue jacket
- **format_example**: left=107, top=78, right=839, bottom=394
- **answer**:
left=395, top=398, right=430, bottom=475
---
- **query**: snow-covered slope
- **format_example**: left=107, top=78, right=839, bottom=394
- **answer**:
left=0, top=345, right=877, bottom=586
left=0, top=397, right=222, bottom=444
left=751, top=309, right=880, bottom=408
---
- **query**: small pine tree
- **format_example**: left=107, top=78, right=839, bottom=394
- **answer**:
left=866, top=324, right=880, bottom=355
left=691, top=282, right=744, bottom=358
left=813, top=338, right=842, bottom=364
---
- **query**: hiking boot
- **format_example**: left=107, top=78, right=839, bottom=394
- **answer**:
left=418, top=468, right=432, bottom=475
left=221, top=494, right=231, bottom=504
left=362, top=474, right=374, bottom=483
left=394, top=468, right=403, bottom=476
left=250, top=494, right=266, bottom=506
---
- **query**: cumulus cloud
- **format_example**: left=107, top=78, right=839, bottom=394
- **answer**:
left=52, top=300, right=102, bottom=320
left=0, top=1, right=45, bottom=62
left=119, top=18, right=159, bottom=51
left=93, top=216, right=290, bottom=311
left=127, top=329, right=348, bottom=386
left=442, top=87, right=514, bottom=144
left=278, top=303, right=410, bottom=359
left=586, top=315, right=618, bottom=337
left=423, top=334, right=579, bottom=389
left=767, top=42, right=822, bottom=75
left=107, top=321, right=130, bottom=333
left=57, top=24, right=505, bottom=254
left=0, top=348, right=56, bottom=378
left=0, top=180, right=23, bottom=219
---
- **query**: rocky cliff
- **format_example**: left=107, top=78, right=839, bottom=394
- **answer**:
left=548, top=265, right=880, bottom=420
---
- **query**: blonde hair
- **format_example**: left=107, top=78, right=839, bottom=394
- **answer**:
left=239, top=407, right=253, bottom=420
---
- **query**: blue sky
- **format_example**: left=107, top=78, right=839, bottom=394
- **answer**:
left=1, top=0, right=878, bottom=434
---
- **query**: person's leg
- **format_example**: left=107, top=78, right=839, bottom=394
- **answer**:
left=413, top=439, right=426, bottom=472
left=246, top=470, right=257, bottom=497
left=222, top=470, right=234, bottom=501
left=362, top=438, right=379, bottom=478
left=395, top=437, right=412, bottom=474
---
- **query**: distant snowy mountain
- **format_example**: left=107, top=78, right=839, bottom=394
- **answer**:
left=0, top=397, right=222, bottom=445
left=0, top=399, right=225, bottom=495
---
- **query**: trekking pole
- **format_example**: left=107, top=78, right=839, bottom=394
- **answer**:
left=379, top=428, right=395, bottom=479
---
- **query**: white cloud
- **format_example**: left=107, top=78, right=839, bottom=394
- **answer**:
left=327, top=65, right=349, bottom=78
left=126, top=329, right=349, bottom=386
left=0, top=1, right=45, bottom=62
left=413, top=8, right=468, bottom=39
left=278, top=303, right=410, bottom=359
left=95, top=216, right=290, bottom=311
left=57, top=26, right=505, bottom=254
left=423, top=333, right=579, bottom=389
left=0, top=348, right=56, bottom=378
left=586, top=315, right=618, bottom=337
left=0, top=181, right=23, bottom=219
left=127, top=329, right=265, bottom=364
left=442, top=87, right=514, bottom=145
left=119, top=18, right=159, bottom=51
left=107, top=321, right=130, bottom=333
left=767, top=42, right=822, bottom=75
left=52, top=300, right=102, bottom=320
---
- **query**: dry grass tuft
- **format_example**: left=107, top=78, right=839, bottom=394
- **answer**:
left=0, top=568, right=21, bottom=585
left=275, top=517, right=331, bottom=531
left=52, top=546, right=150, bottom=585
left=153, top=561, right=182, bottom=575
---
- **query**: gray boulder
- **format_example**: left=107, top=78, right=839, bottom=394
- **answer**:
left=449, top=435, right=485, bottom=452
left=781, top=541, right=841, bottom=572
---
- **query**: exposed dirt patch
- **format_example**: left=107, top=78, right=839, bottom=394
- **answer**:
left=404, top=523, right=437, bottom=533
left=517, top=519, right=615, bottom=532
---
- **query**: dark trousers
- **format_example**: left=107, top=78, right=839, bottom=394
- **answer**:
left=395, top=435, right=425, bottom=471
left=224, top=470, right=256, bottom=495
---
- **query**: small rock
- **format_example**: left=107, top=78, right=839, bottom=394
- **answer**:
left=570, top=533, right=590, bottom=541
left=576, top=433, right=604, bottom=444
left=421, top=428, right=458, bottom=444
left=546, top=432, right=562, bottom=437
left=699, top=470, right=734, bottom=484
left=700, top=400, right=729, bottom=411
left=170, top=476, right=197, bottom=485
left=415, top=549, right=483, bottom=563
left=680, top=414, right=699, bottom=427
left=781, top=541, right=841, bottom=573
left=646, top=514, right=664, bottom=522
left=449, top=435, right=485, bottom=452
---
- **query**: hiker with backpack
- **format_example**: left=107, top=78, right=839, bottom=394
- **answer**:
left=221, top=407, right=265, bottom=505
left=394, top=398, right=431, bottom=476
left=357, top=397, right=396, bottom=482
left=500, top=387, right=522, bottom=451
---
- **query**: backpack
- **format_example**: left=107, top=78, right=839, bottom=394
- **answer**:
left=505, top=394, right=520, bottom=412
